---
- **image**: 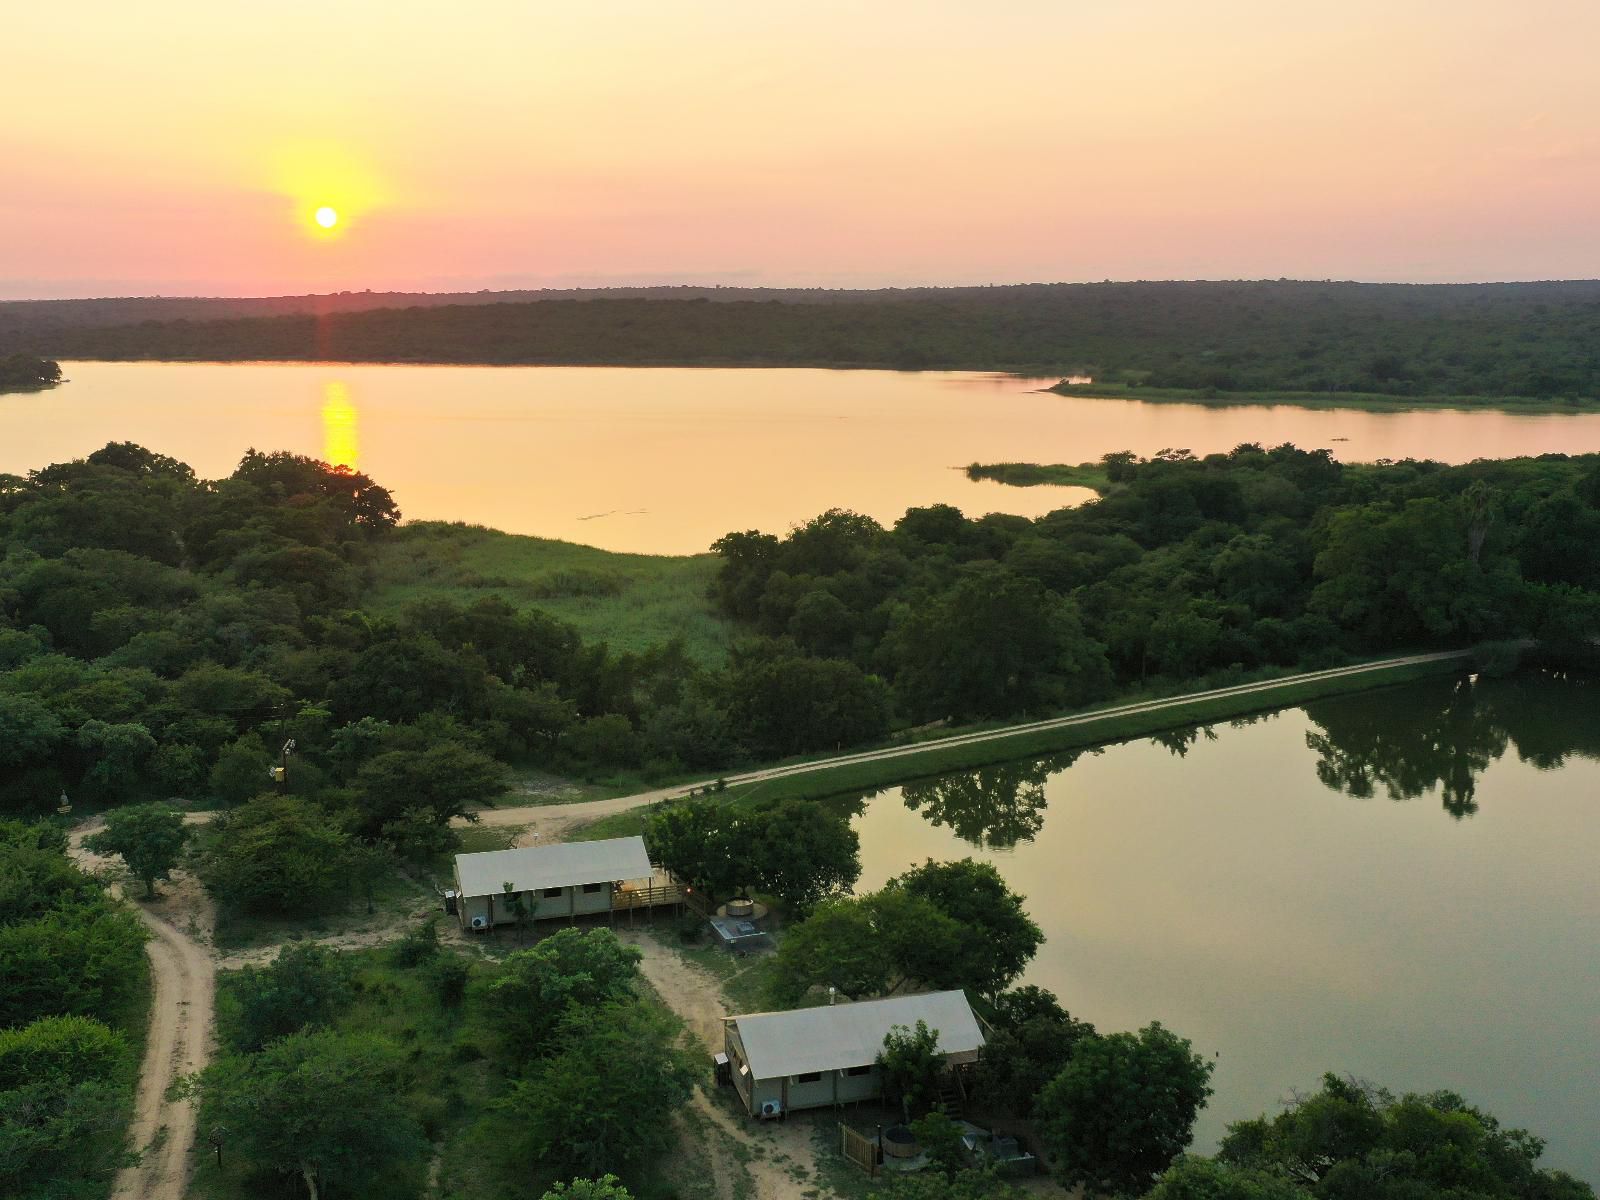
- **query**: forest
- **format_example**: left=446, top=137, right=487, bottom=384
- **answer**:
left=4, top=442, right=1600, bottom=854
left=7, top=280, right=1600, bottom=401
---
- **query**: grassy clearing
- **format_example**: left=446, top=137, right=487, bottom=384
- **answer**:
left=366, top=521, right=733, bottom=665
left=964, top=461, right=1111, bottom=491
left=1051, top=380, right=1600, bottom=414
left=207, top=856, right=439, bottom=952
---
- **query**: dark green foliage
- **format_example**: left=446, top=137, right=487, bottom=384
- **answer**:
left=84, top=802, right=189, bottom=897
left=877, top=1020, right=945, bottom=1121
left=722, top=640, right=892, bottom=758
left=540, top=1179, right=635, bottom=1200
left=218, top=943, right=357, bottom=1052
left=500, top=1001, right=699, bottom=1179
left=771, top=860, right=1041, bottom=1004
left=1213, top=1073, right=1595, bottom=1200
left=710, top=447, right=1600, bottom=723
left=909, top=1109, right=969, bottom=1177
left=866, top=1170, right=1030, bottom=1200
left=976, top=986, right=1098, bottom=1117
left=1036, top=1021, right=1216, bottom=1197
left=644, top=795, right=859, bottom=912
left=17, top=281, right=1600, bottom=402
left=0, top=353, right=62, bottom=390
left=488, top=928, right=643, bottom=1062
left=1146, top=1156, right=1308, bottom=1200
left=198, top=795, right=351, bottom=915
left=887, top=859, right=1042, bottom=998
left=190, top=1028, right=427, bottom=1200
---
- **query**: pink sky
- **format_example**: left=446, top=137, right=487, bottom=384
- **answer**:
left=4, top=1, right=1598, bottom=299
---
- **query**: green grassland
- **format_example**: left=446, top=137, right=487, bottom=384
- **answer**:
left=964, top=461, right=1112, bottom=491
left=366, top=521, right=732, bottom=665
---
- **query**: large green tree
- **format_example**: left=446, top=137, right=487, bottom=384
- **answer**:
left=502, top=1001, right=698, bottom=1179
left=488, top=928, right=642, bottom=1062
left=1036, top=1022, right=1215, bottom=1197
left=85, top=802, right=190, bottom=897
left=188, top=1029, right=425, bottom=1200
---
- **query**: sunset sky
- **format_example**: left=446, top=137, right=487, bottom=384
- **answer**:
left=5, top=1, right=1598, bottom=299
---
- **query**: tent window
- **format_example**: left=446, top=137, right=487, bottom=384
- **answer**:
left=844, top=1065, right=873, bottom=1077
left=581, top=882, right=605, bottom=894
left=542, top=887, right=563, bottom=898
left=793, top=1072, right=822, bottom=1084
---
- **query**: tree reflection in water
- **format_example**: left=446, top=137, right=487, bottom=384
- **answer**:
left=899, top=753, right=1081, bottom=849
left=1302, top=668, right=1600, bottom=819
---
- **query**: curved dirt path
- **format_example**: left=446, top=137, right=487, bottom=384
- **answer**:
left=70, top=825, right=216, bottom=1200
left=464, top=651, right=1469, bottom=834
left=624, top=932, right=820, bottom=1200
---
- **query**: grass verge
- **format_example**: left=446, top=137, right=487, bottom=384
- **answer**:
left=964, top=461, right=1110, bottom=491
left=365, top=521, right=732, bottom=665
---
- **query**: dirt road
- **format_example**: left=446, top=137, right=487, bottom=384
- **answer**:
left=625, top=932, right=822, bottom=1200
left=70, top=827, right=216, bottom=1200
left=465, top=650, right=1470, bottom=834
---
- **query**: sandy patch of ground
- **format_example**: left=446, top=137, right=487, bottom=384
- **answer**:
left=623, top=930, right=825, bottom=1200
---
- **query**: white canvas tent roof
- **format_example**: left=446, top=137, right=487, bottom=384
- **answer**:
left=454, top=836, right=653, bottom=899
left=729, top=990, right=984, bottom=1079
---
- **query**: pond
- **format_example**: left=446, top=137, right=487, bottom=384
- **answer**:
left=9, top=362, right=1600, bottom=553
left=847, top=670, right=1600, bottom=1183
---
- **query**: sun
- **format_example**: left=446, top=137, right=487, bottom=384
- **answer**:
left=314, top=206, right=339, bottom=229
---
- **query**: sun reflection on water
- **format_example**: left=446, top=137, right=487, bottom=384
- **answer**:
left=321, top=381, right=359, bottom=469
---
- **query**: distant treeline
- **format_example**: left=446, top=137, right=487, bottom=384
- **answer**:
left=8, top=280, right=1600, bottom=401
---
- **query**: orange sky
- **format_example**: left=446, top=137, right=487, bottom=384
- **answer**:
left=4, top=1, right=1597, bottom=298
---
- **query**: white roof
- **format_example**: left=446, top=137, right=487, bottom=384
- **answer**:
left=729, top=990, right=984, bottom=1079
left=454, top=837, right=653, bottom=898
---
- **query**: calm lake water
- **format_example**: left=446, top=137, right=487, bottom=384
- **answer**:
left=9, top=361, right=1600, bottom=553
left=848, top=671, right=1600, bottom=1183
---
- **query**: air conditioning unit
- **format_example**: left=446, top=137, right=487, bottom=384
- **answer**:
left=759, top=1099, right=783, bottom=1120
left=469, top=915, right=488, bottom=931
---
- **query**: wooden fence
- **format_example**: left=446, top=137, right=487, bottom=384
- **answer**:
left=839, top=1125, right=879, bottom=1176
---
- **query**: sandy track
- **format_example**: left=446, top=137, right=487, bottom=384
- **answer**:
left=624, top=932, right=820, bottom=1200
left=70, top=826, right=216, bottom=1200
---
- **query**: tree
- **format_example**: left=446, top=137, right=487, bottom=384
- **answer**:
left=85, top=803, right=189, bottom=897
left=219, top=943, right=356, bottom=1053
left=488, top=928, right=642, bottom=1061
left=890, top=566, right=1111, bottom=720
left=189, top=1029, right=425, bottom=1200
left=1145, top=1156, right=1307, bottom=1200
left=1035, top=1022, right=1215, bottom=1197
left=1216, top=1073, right=1594, bottom=1200
left=878, top=1020, right=945, bottom=1122
left=770, top=896, right=893, bottom=1004
left=199, top=795, right=350, bottom=915
left=351, top=740, right=505, bottom=840
left=723, top=646, right=892, bottom=758
left=866, top=1171, right=1029, bottom=1200
left=976, top=986, right=1097, bottom=1117
left=540, top=1179, right=634, bottom=1200
left=887, top=859, right=1042, bottom=998
left=503, top=1001, right=698, bottom=1178
left=746, top=797, right=860, bottom=915
left=0, top=902, right=149, bottom=1030
left=208, top=732, right=273, bottom=807
left=909, top=1109, right=968, bottom=1177
left=0, top=1013, right=133, bottom=1200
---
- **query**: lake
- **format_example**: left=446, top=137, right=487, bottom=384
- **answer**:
left=848, top=670, right=1600, bottom=1183
left=9, top=361, right=1600, bottom=553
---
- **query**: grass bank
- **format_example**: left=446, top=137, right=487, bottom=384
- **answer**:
left=1050, top=381, right=1600, bottom=414
left=365, top=521, right=732, bottom=665
left=575, top=654, right=1469, bottom=841
left=965, top=461, right=1111, bottom=491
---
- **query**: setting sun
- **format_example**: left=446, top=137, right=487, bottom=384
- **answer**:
left=314, top=206, right=338, bottom=229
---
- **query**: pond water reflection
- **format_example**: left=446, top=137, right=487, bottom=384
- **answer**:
left=849, top=670, right=1600, bottom=1182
